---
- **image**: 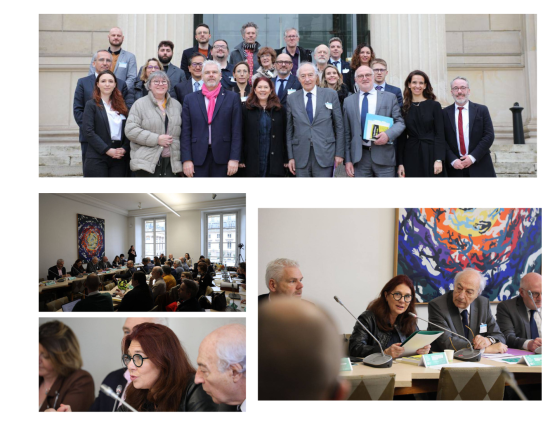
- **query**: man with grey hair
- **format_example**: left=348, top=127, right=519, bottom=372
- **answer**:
left=174, top=52, right=207, bottom=105
left=313, top=44, right=330, bottom=80
left=47, top=259, right=69, bottom=280
left=275, top=27, right=312, bottom=76
left=496, top=272, right=542, bottom=352
left=74, top=49, right=133, bottom=173
left=259, top=258, right=304, bottom=303
left=428, top=268, right=507, bottom=353
left=181, top=60, right=242, bottom=177
left=86, top=256, right=100, bottom=274
left=229, top=22, right=261, bottom=78
left=195, top=324, right=246, bottom=411
left=443, top=76, right=496, bottom=177
left=148, top=266, right=166, bottom=303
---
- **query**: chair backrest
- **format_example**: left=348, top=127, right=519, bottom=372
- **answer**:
left=47, top=296, right=69, bottom=312
left=347, top=373, right=396, bottom=400
left=72, top=280, right=85, bottom=294
left=104, top=282, right=116, bottom=291
left=437, top=367, right=507, bottom=400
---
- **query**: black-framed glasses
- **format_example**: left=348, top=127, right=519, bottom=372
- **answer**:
left=390, top=292, right=412, bottom=303
left=122, top=353, right=149, bottom=368
left=373, top=68, right=387, bottom=73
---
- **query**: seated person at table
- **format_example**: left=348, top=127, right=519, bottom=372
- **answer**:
left=174, top=259, right=186, bottom=279
left=141, top=258, right=153, bottom=274
left=39, top=320, right=95, bottom=412
left=496, top=272, right=542, bottom=351
left=182, top=271, right=193, bottom=281
left=197, top=263, right=214, bottom=298
left=114, top=260, right=136, bottom=281
left=205, top=258, right=215, bottom=274
left=149, top=266, right=166, bottom=303
left=173, top=279, right=204, bottom=312
left=178, top=257, right=190, bottom=271
left=70, top=259, right=85, bottom=277
left=259, top=299, right=349, bottom=400
left=98, top=256, right=112, bottom=270
left=237, top=262, right=246, bottom=282
left=119, top=254, right=127, bottom=265
left=86, top=256, right=100, bottom=273
left=166, top=260, right=179, bottom=282
left=48, top=259, right=70, bottom=280
left=116, top=271, right=154, bottom=312
left=259, top=258, right=303, bottom=303
left=428, top=268, right=507, bottom=353
left=112, top=255, right=121, bottom=267
left=159, top=254, right=166, bottom=264
left=349, top=275, right=431, bottom=358
left=162, top=265, right=177, bottom=292
left=73, top=273, right=114, bottom=312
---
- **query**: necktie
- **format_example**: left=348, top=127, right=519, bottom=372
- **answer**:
left=376, top=85, right=382, bottom=91
left=360, top=92, right=369, bottom=137
left=333, top=60, right=340, bottom=71
left=194, top=82, right=200, bottom=92
left=461, top=310, right=469, bottom=340
left=306, top=92, right=313, bottom=124
left=530, top=310, right=540, bottom=339
left=458, top=106, right=467, bottom=156
left=277, top=79, right=287, bottom=101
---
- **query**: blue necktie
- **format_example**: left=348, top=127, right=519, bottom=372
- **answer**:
left=376, top=85, right=382, bottom=91
left=530, top=310, right=540, bottom=339
left=194, top=82, right=200, bottom=92
left=277, top=79, right=287, bottom=101
left=333, top=60, right=340, bottom=71
left=306, top=92, right=313, bottom=124
left=360, top=92, right=369, bottom=137
left=461, top=310, right=469, bottom=340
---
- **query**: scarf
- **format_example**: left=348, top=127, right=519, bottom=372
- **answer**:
left=243, top=42, right=258, bottom=51
left=202, top=83, right=222, bottom=124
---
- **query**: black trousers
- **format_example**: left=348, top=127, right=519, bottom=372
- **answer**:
left=134, top=157, right=178, bottom=177
left=84, top=156, right=129, bottom=177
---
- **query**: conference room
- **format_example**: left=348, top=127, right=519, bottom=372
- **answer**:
left=258, top=208, right=542, bottom=400
left=39, top=193, right=246, bottom=312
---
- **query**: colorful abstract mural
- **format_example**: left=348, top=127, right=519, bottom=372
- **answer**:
left=77, top=214, right=105, bottom=262
left=395, top=208, right=542, bottom=303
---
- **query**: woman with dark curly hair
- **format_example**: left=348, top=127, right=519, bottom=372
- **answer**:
left=349, top=275, right=431, bottom=358
left=117, top=322, right=217, bottom=411
left=397, top=70, right=446, bottom=178
left=349, top=43, right=376, bottom=92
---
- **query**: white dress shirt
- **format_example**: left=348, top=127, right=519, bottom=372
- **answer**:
left=240, top=399, right=246, bottom=412
left=102, top=100, right=126, bottom=141
left=330, top=58, right=342, bottom=72
left=452, top=101, right=476, bottom=166
left=303, top=86, right=317, bottom=118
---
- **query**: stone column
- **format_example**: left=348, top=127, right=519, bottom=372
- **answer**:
left=522, top=14, right=536, bottom=140
left=370, top=14, right=449, bottom=106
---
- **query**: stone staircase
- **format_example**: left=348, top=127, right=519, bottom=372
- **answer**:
left=39, top=131, right=83, bottom=177
left=491, top=142, right=537, bottom=177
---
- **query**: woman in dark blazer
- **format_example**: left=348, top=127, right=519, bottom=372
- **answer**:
left=83, top=70, right=130, bottom=177
left=70, top=259, right=85, bottom=277
left=241, top=77, right=287, bottom=177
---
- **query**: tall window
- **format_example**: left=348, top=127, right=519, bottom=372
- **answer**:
left=205, top=212, right=239, bottom=266
left=144, top=218, right=166, bottom=257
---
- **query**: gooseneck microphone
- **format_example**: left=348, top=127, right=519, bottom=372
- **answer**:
left=334, top=296, right=393, bottom=368
left=527, top=291, right=542, bottom=354
left=409, top=312, right=482, bottom=362
left=111, top=384, right=123, bottom=412
left=101, top=384, right=138, bottom=412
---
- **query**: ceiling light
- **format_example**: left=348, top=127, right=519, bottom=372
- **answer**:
left=148, top=194, right=181, bottom=217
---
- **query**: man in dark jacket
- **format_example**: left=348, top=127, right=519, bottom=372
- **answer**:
left=275, top=27, right=312, bottom=76
left=47, top=259, right=69, bottom=281
left=229, top=22, right=261, bottom=76
left=271, top=53, right=302, bottom=109
left=180, top=23, right=212, bottom=79
left=176, top=279, right=205, bottom=312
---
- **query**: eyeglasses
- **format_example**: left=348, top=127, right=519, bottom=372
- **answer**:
left=373, top=69, right=387, bottom=73
left=260, top=55, right=272, bottom=59
left=147, top=65, right=160, bottom=70
left=122, top=353, right=150, bottom=368
left=213, top=45, right=227, bottom=50
left=451, top=86, right=469, bottom=92
left=390, top=292, right=412, bottom=302
left=191, top=62, right=204, bottom=68
left=285, top=35, right=298, bottom=39
left=275, top=61, right=292, bottom=65
left=356, top=74, right=373, bottom=80
left=151, top=80, right=168, bottom=86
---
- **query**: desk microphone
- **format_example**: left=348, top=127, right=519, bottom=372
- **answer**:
left=100, top=384, right=138, bottom=412
left=111, top=384, right=123, bottom=412
left=408, top=313, right=482, bottom=362
left=333, top=296, right=392, bottom=368
left=527, top=291, right=542, bottom=354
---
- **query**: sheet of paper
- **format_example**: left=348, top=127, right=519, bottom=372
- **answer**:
left=481, top=353, right=517, bottom=359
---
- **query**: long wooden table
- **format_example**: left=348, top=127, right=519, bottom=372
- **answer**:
left=340, top=353, right=541, bottom=397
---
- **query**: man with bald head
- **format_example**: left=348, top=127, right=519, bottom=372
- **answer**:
left=148, top=266, right=166, bottom=303
left=497, top=272, right=542, bottom=351
left=428, top=268, right=507, bottom=353
left=73, top=273, right=114, bottom=312
left=313, top=44, right=330, bottom=80
left=259, top=299, right=349, bottom=400
left=286, top=62, right=344, bottom=177
left=272, top=53, right=302, bottom=108
left=195, top=324, right=246, bottom=411
left=342, top=65, right=404, bottom=178
left=259, top=258, right=304, bottom=303
left=89, top=318, right=169, bottom=411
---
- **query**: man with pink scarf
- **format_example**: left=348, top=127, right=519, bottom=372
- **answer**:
left=180, top=60, right=242, bottom=177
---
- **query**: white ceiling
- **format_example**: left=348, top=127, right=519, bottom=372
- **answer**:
left=85, top=193, right=245, bottom=212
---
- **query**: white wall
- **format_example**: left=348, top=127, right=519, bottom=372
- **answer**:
left=166, top=210, right=202, bottom=261
left=39, top=194, right=128, bottom=278
left=39, top=317, right=246, bottom=397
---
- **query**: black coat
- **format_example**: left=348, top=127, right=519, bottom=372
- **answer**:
left=180, top=45, right=213, bottom=79
left=242, top=106, right=287, bottom=177
left=128, top=249, right=136, bottom=262
left=177, top=297, right=205, bottom=312
left=47, top=266, right=66, bottom=280
left=197, top=274, right=214, bottom=298
left=174, top=80, right=195, bottom=106
left=133, top=79, right=148, bottom=100
left=116, top=284, right=154, bottom=312
left=89, top=368, right=127, bottom=412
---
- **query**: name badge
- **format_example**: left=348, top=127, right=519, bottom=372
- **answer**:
left=342, top=68, right=350, bottom=74
left=325, top=102, right=333, bottom=110
left=119, top=62, right=128, bottom=68
left=480, top=323, right=487, bottom=333
left=287, top=89, right=296, bottom=95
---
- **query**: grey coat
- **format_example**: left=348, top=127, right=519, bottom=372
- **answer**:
left=286, top=87, right=344, bottom=168
left=343, top=90, right=405, bottom=166
left=496, top=297, right=534, bottom=349
left=428, top=291, right=506, bottom=352
left=88, top=48, right=137, bottom=90
left=125, top=92, right=183, bottom=174
left=229, top=41, right=261, bottom=72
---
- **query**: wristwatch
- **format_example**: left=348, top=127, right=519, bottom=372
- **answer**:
left=488, top=336, right=496, bottom=345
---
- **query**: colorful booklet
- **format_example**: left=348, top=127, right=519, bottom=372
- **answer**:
left=363, top=114, right=394, bottom=141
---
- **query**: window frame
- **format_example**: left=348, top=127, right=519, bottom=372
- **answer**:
left=203, top=209, right=241, bottom=266
left=142, top=216, right=167, bottom=259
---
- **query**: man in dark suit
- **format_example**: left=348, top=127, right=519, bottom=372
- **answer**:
left=328, top=37, right=353, bottom=92
left=180, top=23, right=212, bottom=79
left=211, top=39, right=234, bottom=90
left=47, top=259, right=69, bottom=281
left=444, top=76, right=497, bottom=177
left=174, top=53, right=206, bottom=106
left=181, top=61, right=242, bottom=177
left=428, top=268, right=507, bottom=353
left=86, top=257, right=100, bottom=274
left=114, top=260, right=136, bottom=281
left=259, top=258, right=303, bottom=303
left=371, top=58, right=403, bottom=107
left=275, top=27, right=312, bottom=76
left=496, top=272, right=542, bottom=351
left=73, top=50, right=134, bottom=173
left=176, top=279, right=205, bottom=312
left=98, top=256, right=112, bottom=271
left=271, top=53, right=302, bottom=109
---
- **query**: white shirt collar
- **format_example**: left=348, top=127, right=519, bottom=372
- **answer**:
left=455, top=101, right=470, bottom=111
left=305, top=85, right=317, bottom=96
left=458, top=305, right=470, bottom=315
left=240, top=399, right=246, bottom=412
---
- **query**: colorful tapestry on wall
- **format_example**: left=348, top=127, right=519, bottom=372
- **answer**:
left=395, top=208, right=542, bottom=303
left=77, top=214, right=105, bottom=262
